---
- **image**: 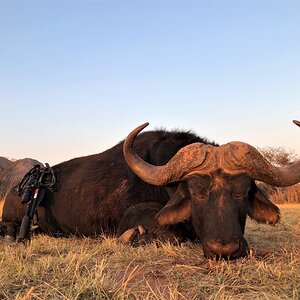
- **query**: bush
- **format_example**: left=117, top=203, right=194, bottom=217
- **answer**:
left=258, top=147, right=300, bottom=203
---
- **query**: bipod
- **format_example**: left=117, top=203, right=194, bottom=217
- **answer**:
left=16, top=163, right=55, bottom=243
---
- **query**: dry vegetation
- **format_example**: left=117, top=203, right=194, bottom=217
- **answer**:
left=257, top=147, right=300, bottom=204
left=0, top=204, right=299, bottom=300
left=268, top=185, right=300, bottom=204
left=0, top=149, right=299, bottom=299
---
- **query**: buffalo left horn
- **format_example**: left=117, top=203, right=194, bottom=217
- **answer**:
left=123, top=123, right=213, bottom=186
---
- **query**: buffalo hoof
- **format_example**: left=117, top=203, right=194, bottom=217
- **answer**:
left=118, top=225, right=148, bottom=245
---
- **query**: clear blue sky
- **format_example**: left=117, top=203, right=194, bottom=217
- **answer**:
left=0, top=1, right=299, bottom=165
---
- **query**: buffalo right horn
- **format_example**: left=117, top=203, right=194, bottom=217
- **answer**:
left=223, top=141, right=300, bottom=187
left=293, top=120, right=300, bottom=127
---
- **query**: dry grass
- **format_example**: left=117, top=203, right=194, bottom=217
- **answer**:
left=269, top=185, right=300, bottom=204
left=0, top=204, right=299, bottom=300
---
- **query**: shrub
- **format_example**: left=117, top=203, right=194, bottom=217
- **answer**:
left=258, top=147, right=300, bottom=203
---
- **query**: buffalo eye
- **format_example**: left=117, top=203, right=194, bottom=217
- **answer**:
left=231, top=185, right=251, bottom=200
left=230, top=175, right=251, bottom=200
left=192, top=192, right=208, bottom=201
left=232, top=191, right=249, bottom=200
left=187, top=175, right=210, bottom=201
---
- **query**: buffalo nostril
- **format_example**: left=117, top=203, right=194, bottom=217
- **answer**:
left=206, top=240, right=240, bottom=256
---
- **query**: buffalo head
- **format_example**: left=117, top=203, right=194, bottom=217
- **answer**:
left=123, top=122, right=300, bottom=259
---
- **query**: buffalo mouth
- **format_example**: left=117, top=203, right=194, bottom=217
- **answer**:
left=202, top=237, right=249, bottom=260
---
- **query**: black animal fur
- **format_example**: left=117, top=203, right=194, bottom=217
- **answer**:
left=2, top=129, right=215, bottom=239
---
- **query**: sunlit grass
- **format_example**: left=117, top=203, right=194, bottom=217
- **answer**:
left=0, top=204, right=299, bottom=299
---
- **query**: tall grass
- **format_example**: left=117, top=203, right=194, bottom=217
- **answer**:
left=0, top=204, right=299, bottom=300
left=269, top=185, right=300, bottom=204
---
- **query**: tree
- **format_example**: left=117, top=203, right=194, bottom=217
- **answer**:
left=258, top=147, right=300, bottom=203
left=258, top=146, right=299, bottom=167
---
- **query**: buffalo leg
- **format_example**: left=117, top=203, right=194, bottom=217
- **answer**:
left=117, top=202, right=189, bottom=245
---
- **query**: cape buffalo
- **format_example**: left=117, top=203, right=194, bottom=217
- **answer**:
left=1, top=121, right=300, bottom=259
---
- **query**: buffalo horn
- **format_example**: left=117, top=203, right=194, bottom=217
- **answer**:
left=123, top=123, right=211, bottom=185
left=293, top=120, right=300, bottom=127
left=124, top=123, right=300, bottom=187
left=223, top=141, right=300, bottom=187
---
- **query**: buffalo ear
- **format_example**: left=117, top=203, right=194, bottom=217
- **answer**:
left=156, top=184, right=192, bottom=225
left=248, top=183, right=280, bottom=225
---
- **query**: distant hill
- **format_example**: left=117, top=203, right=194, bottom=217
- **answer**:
left=0, top=157, right=42, bottom=201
